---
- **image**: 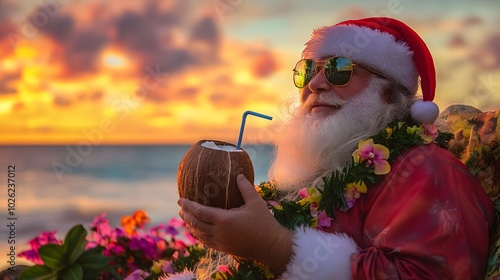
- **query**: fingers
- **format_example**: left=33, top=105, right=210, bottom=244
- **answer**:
left=179, top=208, right=214, bottom=235
left=178, top=198, right=221, bottom=223
left=236, top=174, right=260, bottom=204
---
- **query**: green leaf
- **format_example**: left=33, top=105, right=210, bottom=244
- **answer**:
left=81, top=268, right=102, bottom=280
left=19, top=265, right=58, bottom=280
left=63, top=224, right=88, bottom=265
left=38, top=244, right=65, bottom=271
left=272, top=200, right=313, bottom=230
left=61, top=264, right=83, bottom=280
left=78, top=250, right=111, bottom=270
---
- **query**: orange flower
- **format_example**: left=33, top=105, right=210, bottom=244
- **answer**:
left=156, top=239, right=167, bottom=251
left=133, top=210, right=150, bottom=228
left=121, top=215, right=137, bottom=235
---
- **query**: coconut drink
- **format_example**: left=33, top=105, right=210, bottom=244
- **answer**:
left=177, top=111, right=272, bottom=209
left=177, top=140, right=254, bottom=209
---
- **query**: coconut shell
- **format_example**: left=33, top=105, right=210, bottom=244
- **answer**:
left=177, top=140, right=254, bottom=209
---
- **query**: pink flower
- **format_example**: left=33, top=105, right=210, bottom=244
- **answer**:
left=352, top=139, right=391, bottom=175
left=18, top=231, right=62, bottom=264
left=421, top=123, right=438, bottom=144
left=309, top=202, right=318, bottom=216
left=168, top=218, right=185, bottom=228
left=110, top=228, right=126, bottom=242
left=88, top=213, right=112, bottom=247
left=317, top=211, right=332, bottom=229
left=88, top=231, right=108, bottom=248
left=184, top=231, right=197, bottom=246
left=95, top=222, right=112, bottom=238
left=345, top=196, right=356, bottom=210
left=218, top=265, right=233, bottom=275
left=129, top=237, right=158, bottom=260
left=267, top=200, right=280, bottom=207
left=104, top=243, right=126, bottom=256
left=297, top=188, right=309, bottom=198
left=90, top=213, right=108, bottom=228
left=149, top=224, right=179, bottom=239
left=32, top=231, right=61, bottom=248
left=18, top=249, right=43, bottom=265
left=344, top=182, right=367, bottom=200
left=161, top=260, right=175, bottom=274
left=172, top=240, right=187, bottom=251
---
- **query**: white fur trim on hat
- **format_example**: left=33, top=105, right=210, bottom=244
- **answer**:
left=278, top=227, right=358, bottom=280
left=302, top=25, right=418, bottom=95
left=410, top=100, right=440, bottom=124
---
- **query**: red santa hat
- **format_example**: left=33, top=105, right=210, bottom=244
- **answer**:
left=302, top=17, right=439, bottom=124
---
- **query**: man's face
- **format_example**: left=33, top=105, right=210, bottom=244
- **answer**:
left=299, top=57, right=375, bottom=117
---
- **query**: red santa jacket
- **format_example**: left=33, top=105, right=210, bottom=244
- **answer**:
left=280, top=144, right=494, bottom=280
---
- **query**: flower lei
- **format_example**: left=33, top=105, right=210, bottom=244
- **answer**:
left=211, top=121, right=452, bottom=279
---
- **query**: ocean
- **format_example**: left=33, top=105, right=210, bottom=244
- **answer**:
left=0, top=144, right=274, bottom=268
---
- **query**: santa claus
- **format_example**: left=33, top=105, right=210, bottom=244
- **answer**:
left=177, top=17, right=494, bottom=279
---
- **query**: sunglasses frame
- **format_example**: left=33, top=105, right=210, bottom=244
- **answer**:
left=292, top=56, right=385, bottom=88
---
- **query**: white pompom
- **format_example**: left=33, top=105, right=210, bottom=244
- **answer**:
left=410, top=100, right=440, bottom=124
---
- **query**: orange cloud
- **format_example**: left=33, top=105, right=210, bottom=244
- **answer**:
left=0, top=0, right=289, bottom=145
left=251, top=50, right=279, bottom=78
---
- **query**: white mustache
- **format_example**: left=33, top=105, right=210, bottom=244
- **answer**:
left=302, top=93, right=348, bottom=111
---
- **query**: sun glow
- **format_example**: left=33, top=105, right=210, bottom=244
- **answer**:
left=103, top=53, right=128, bottom=68
left=0, top=101, right=13, bottom=114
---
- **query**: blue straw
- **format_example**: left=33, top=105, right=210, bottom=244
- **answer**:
left=236, top=110, right=273, bottom=150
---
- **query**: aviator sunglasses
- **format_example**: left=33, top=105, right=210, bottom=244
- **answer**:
left=292, top=56, right=384, bottom=88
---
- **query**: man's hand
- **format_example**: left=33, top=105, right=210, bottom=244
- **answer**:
left=178, top=174, right=293, bottom=275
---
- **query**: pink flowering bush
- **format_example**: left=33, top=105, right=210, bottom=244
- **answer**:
left=18, top=231, right=62, bottom=265
left=18, top=210, right=205, bottom=280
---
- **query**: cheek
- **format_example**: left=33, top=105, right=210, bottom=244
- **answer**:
left=300, top=88, right=311, bottom=103
left=337, top=77, right=371, bottom=99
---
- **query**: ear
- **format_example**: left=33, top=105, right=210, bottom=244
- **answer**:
left=381, top=80, right=409, bottom=104
left=381, top=80, right=395, bottom=103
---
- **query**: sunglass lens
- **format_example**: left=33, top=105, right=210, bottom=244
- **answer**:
left=293, top=59, right=315, bottom=88
left=324, top=57, right=353, bottom=86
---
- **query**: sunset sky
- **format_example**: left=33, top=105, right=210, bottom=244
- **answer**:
left=1, top=0, right=499, bottom=145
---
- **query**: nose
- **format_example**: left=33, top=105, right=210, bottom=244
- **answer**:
left=308, top=68, right=331, bottom=94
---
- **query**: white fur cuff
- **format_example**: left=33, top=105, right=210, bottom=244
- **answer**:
left=279, top=228, right=358, bottom=280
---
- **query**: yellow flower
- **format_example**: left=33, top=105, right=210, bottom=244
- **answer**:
left=256, top=186, right=264, bottom=196
left=345, top=181, right=367, bottom=200
left=152, top=260, right=162, bottom=274
left=298, top=187, right=322, bottom=206
left=310, top=218, right=318, bottom=228
left=344, top=184, right=357, bottom=200
left=386, top=127, right=393, bottom=138
left=352, top=181, right=367, bottom=193
left=308, top=188, right=322, bottom=204
left=406, top=125, right=421, bottom=134
left=213, top=273, right=225, bottom=280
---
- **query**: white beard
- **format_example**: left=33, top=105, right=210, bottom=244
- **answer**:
left=269, top=78, right=398, bottom=193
